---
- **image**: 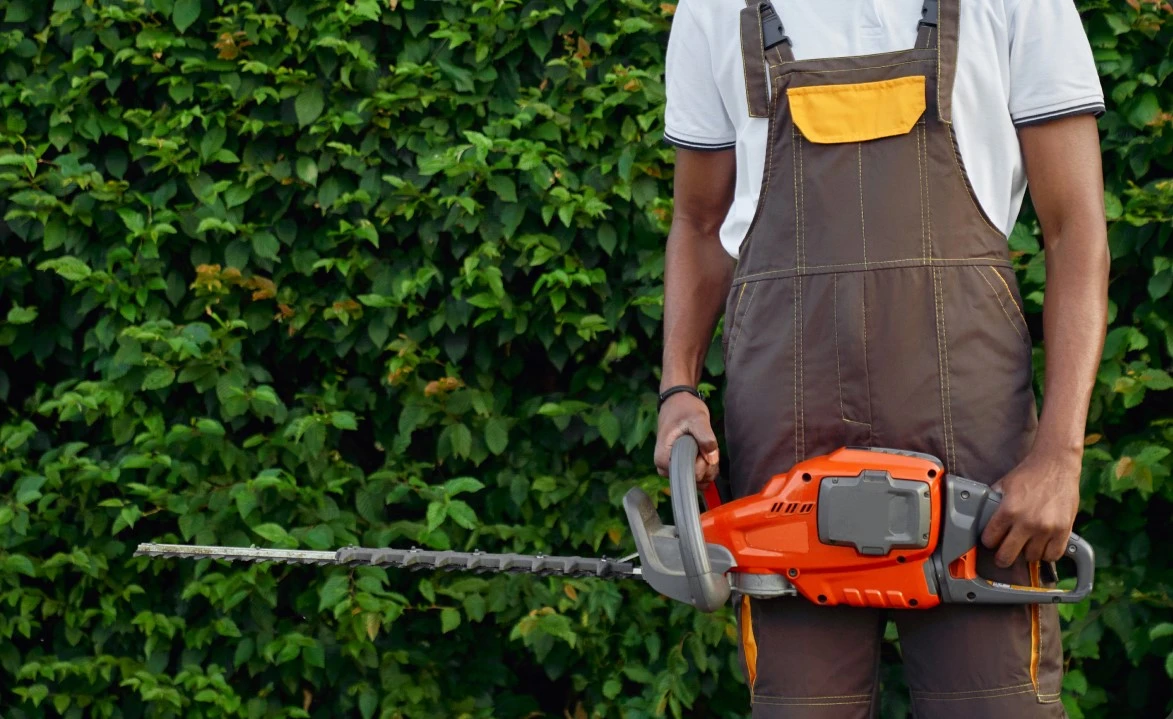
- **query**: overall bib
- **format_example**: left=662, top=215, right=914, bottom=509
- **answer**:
left=724, top=1, right=1065, bottom=716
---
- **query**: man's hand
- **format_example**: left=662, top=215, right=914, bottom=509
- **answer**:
left=980, top=448, right=1082, bottom=567
left=654, top=394, right=720, bottom=487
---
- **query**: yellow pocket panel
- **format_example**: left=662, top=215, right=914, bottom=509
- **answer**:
left=788, top=76, right=926, bottom=144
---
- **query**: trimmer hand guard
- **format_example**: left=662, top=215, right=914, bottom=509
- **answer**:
left=622, top=435, right=736, bottom=612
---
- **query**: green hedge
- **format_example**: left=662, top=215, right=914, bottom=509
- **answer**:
left=0, top=1, right=1169, bottom=717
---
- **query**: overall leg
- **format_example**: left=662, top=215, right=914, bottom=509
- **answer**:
left=739, top=596, right=886, bottom=719
left=895, top=556, right=1065, bottom=718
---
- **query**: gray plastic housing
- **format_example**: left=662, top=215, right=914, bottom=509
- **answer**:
left=932, top=475, right=1095, bottom=604
left=817, top=469, right=931, bottom=555
left=622, top=435, right=735, bottom=612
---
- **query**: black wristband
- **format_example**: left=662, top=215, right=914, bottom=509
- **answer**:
left=658, top=385, right=703, bottom=409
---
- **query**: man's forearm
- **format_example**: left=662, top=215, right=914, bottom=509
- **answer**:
left=1034, top=223, right=1109, bottom=459
left=661, top=219, right=736, bottom=390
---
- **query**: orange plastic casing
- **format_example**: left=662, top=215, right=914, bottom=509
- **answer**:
left=700, top=448, right=943, bottom=609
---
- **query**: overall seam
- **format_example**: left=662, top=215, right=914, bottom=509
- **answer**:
left=912, top=682, right=1035, bottom=699
left=792, top=123, right=800, bottom=271
left=753, top=5, right=771, bottom=116
left=858, top=142, right=867, bottom=269
left=796, top=276, right=805, bottom=461
left=769, top=58, right=931, bottom=73
left=740, top=9, right=766, bottom=118
left=990, top=266, right=1029, bottom=329
left=726, top=283, right=749, bottom=361
left=732, top=256, right=1012, bottom=284
left=798, top=129, right=805, bottom=270
left=754, top=698, right=872, bottom=707
left=914, top=687, right=1035, bottom=703
left=834, top=275, right=845, bottom=419
left=755, top=693, right=873, bottom=701
left=931, top=268, right=952, bottom=471
left=977, top=267, right=1027, bottom=343
left=728, top=283, right=758, bottom=363
left=862, top=274, right=874, bottom=436
left=937, top=268, right=956, bottom=470
left=918, top=121, right=928, bottom=259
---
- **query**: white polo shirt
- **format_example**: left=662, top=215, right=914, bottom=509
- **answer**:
left=664, top=0, right=1105, bottom=259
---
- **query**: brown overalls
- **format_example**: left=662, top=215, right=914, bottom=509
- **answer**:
left=723, top=1, right=1065, bottom=716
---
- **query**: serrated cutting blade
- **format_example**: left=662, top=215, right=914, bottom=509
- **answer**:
left=134, top=543, right=641, bottom=579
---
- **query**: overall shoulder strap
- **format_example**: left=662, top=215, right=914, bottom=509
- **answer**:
left=918, top=0, right=959, bottom=123
left=739, top=0, right=793, bottom=118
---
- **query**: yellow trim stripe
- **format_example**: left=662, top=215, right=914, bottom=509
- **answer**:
left=1029, top=561, right=1041, bottom=692
left=741, top=595, right=759, bottom=691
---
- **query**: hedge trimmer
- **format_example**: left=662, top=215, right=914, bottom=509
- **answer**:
left=136, top=438, right=1094, bottom=611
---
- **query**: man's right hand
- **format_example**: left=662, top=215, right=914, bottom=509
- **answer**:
left=654, top=393, right=721, bottom=487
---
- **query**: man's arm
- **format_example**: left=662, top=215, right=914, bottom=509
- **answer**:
left=981, top=114, right=1110, bottom=567
left=653, top=148, right=737, bottom=483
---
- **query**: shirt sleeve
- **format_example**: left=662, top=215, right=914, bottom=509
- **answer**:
left=1006, top=0, right=1105, bottom=127
left=663, top=0, right=737, bottom=150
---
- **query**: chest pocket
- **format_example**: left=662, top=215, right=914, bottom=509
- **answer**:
left=788, top=76, right=926, bottom=144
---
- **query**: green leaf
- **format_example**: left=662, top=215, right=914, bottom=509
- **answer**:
left=603, top=678, right=622, bottom=699
left=317, top=574, right=349, bottom=612
left=141, top=368, right=176, bottom=391
left=425, top=501, right=446, bottom=532
left=1128, top=91, right=1161, bottom=129
left=597, top=412, right=620, bottom=447
left=172, top=0, right=201, bottom=32
left=5, top=555, right=35, bottom=577
left=440, top=607, right=461, bottom=633
left=443, top=477, right=484, bottom=496
left=484, top=418, right=508, bottom=455
left=486, top=176, right=517, bottom=202
left=358, top=688, right=377, bottom=719
left=6, top=306, right=37, bottom=324
left=448, top=423, right=472, bottom=458
left=235, top=490, right=258, bottom=519
left=252, top=523, right=291, bottom=544
left=296, top=157, right=319, bottom=186
left=295, top=86, right=325, bottom=128
left=252, top=231, right=280, bottom=260
left=446, top=500, right=477, bottom=530
left=330, top=411, right=357, bottom=430
left=1148, top=272, right=1171, bottom=301
left=1151, top=623, right=1173, bottom=640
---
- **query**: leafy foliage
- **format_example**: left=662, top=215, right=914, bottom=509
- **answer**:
left=0, top=0, right=1168, bottom=717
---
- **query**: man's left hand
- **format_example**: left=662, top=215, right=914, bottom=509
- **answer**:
left=980, top=449, right=1082, bottom=568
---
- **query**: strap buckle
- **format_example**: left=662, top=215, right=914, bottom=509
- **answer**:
left=919, top=0, right=939, bottom=27
left=758, top=2, right=790, bottom=50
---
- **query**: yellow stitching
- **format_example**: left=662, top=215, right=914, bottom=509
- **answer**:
left=792, top=123, right=800, bottom=270
left=861, top=273, right=873, bottom=435
left=834, top=275, right=845, bottom=419
left=940, top=268, right=955, bottom=470
left=769, top=58, right=930, bottom=72
left=844, top=418, right=872, bottom=426
left=912, top=682, right=1034, bottom=699
left=918, top=121, right=927, bottom=259
left=798, top=128, right=805, bottom=270
left=932, top=268, right=950, bottom=471
left=794, top=278, right=801, bottom=462
left=754, top=692, right=873, bottom=700
left=753, top=6, right=770, bottom=117
left=797, top=274, right=804, bottom=459
left=977, top=267, right=1026, bottom=343
left=728, top=282, right=758, bottom=362
left=732, top=256, right=1011, bottom=283
left=725, top=283, right=748, bottom=360
left=754, top=698, right=871, bottom=706
left=914, top=687, right=1035, bottom=702
left=858, top=142, right=867, bottom=269
left=989, top=265, right=1029, bottom=329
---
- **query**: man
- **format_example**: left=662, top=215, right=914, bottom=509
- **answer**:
left=652, top=0, right=1109, bottom=717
